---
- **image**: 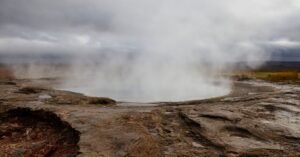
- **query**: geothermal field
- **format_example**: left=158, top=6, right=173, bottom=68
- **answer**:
left=1, top=63, right=300, bottom=157
left=1, top=0, right=300, bottom=157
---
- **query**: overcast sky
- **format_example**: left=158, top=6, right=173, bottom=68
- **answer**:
left=0, top=0, right=300, bottom=61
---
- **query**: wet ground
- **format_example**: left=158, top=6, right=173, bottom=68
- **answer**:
left=0, top=79, right=299, bottom=157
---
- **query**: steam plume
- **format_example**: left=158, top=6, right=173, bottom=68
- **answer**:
left=1, top=0, right=299, bottom=101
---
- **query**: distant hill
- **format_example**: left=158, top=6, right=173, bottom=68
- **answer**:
left=257, top=61, right=300, bottom=72
left=0, top=52, right=299, bottom=72
left=0, top=53, right=74, bottom=65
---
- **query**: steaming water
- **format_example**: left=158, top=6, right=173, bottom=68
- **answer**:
left=65, top=86, right=230, bottom=102
left=57, top=0, right=276, bottom=102
left=62, top=76, right=231, bottom=102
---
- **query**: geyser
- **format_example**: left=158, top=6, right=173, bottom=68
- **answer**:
left=63, top=59, right=232, bottom=102
left=1, top=0, right=299, bottom=102
left=61, top=0, right=272, bottom=102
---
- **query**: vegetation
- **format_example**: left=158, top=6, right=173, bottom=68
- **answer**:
left=230, top=71, right=300, bottom=84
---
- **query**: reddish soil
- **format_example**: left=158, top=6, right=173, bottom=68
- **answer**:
left=0, top=67, right=15, bottom=80
left=0, top=108, right=80, bottom=157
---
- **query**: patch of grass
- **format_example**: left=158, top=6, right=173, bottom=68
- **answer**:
left=230, top=71, right=300, bottom=84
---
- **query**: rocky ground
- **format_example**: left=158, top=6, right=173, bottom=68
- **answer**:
left=0, top=78, right=300, bottom=157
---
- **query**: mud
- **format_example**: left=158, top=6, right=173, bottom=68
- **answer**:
left=0, top=79, right=299, bottom=157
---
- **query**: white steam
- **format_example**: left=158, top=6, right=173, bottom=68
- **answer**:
left=62, top=0, right=278, bottom=102
left=3, top=0, right=299, bottom=102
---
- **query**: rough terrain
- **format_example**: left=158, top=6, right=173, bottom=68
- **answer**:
left=0, top=78, right=300, bottom=157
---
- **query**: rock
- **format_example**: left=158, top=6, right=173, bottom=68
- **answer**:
left=38, top=94, right=52, bottom=100
left=17, top=87, right=46, bottom=94
left=87, top=97, right=116, bottom=105
left=192, top=142, right=204, bottom=148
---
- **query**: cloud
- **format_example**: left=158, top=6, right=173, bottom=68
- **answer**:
left=267, top=39, right=300, bottom=48
left=0, top=0, right=299, bottom=56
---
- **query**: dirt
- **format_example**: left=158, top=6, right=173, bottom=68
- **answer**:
left=0, top=108, right=79, bottom=157
left=0, top=67, right=15, bottom=80
left=0, top=79, right=299, bottom=157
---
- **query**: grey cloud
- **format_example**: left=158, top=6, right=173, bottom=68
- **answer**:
left=0, top=0, right=111, bottom=32
left=0, top=0, right=299, bottom=57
